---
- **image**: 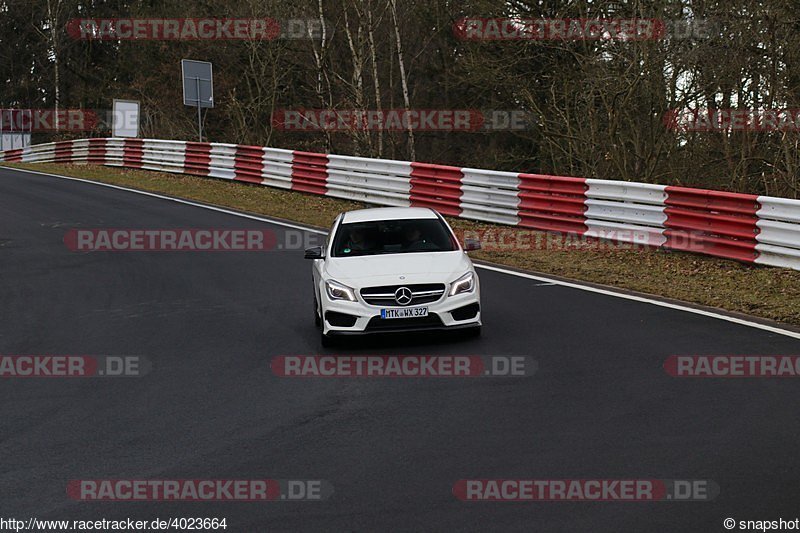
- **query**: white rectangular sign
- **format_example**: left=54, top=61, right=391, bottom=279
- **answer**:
left=112, top=99, right=140, bottom=138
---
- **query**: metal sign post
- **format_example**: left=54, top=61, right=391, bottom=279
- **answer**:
left=181, top=60, right=214, bottom=142
left=195, top=77, right=202, bottom=141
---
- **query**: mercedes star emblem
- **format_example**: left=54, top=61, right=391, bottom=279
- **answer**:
left=394, top=286, right=413, bottom=306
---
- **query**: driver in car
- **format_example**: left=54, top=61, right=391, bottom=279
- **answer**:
left=401, top=226, right=431, bottom=250
left=342, top=227, right=372, bottom=253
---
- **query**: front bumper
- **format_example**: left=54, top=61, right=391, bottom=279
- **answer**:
left=320, top=286, right=481, bottom=336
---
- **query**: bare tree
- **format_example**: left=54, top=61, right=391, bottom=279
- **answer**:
left=388, top=0, right=414, bottom=160
left=365, top=0, right=385, bottom=156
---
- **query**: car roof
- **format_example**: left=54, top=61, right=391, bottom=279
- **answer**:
left=340, top=207, right=439, bottom=223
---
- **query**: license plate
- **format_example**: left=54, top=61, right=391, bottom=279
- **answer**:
left=380, top=307, right=429, bottom=319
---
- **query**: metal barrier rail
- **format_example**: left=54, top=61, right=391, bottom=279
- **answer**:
left=3, top=137, right=799, bottom=270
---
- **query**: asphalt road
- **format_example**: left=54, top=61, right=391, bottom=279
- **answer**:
left=2, top=166, right=800, bottom=532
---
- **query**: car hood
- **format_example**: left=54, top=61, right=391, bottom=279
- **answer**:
left=324, top=251, right=473, bottom=287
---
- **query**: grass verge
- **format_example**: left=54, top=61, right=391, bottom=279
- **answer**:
left=4, top=161, right=800, bottom=327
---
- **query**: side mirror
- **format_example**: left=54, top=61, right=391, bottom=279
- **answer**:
left=304, top=246, right=324, bottom=259
left=464, top=238, right=481, bottom=251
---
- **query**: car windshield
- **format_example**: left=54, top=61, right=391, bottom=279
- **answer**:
left=332, top=218, right=457, bottom=257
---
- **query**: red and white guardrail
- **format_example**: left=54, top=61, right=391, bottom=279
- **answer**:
left=2, top=137, right=798, bottom=270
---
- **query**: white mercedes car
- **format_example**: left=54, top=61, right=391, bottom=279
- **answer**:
left=305, top=207, right=482, bottom=345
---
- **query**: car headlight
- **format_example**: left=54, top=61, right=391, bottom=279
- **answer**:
left=325, top=279, right=357, bottom=302
left=449, top=272, right=475, bottom=296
